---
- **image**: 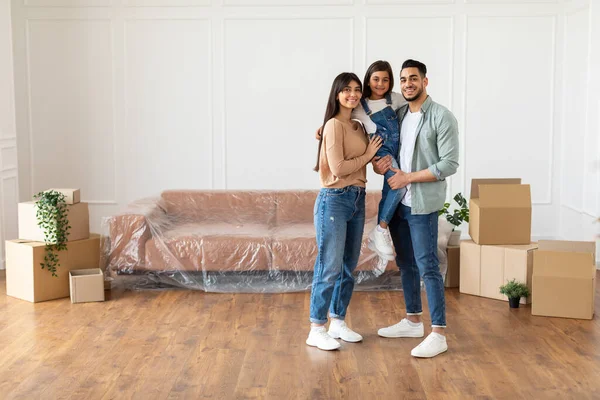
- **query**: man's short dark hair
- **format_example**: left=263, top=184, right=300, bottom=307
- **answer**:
left=401, top=59, right=427, bottom=78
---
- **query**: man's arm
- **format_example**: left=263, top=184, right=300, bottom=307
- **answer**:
left=428, top=110, right=459, bottom=180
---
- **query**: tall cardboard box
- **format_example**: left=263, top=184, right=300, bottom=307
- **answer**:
left=460, top=240, right=537, bottom=304
left=469, top=179, right=531, bottom=245
left=18, top=201, right=90, bottom=243
left=445, top=245, right=460, bottom=288
left=532, top=240, right=596, bottom=319
left=5, top=234, right=101, bottom=303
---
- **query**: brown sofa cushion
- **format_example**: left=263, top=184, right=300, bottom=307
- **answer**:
left=144, top=223, right=272, bottom=272
left=271, top=224, right=316, bottom=272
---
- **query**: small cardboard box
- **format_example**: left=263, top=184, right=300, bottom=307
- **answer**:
left=69, top=268, right=105, bottom=303
left=532, top=240, right=596, bottom=320
left=18, top=201, right=90, bottom=243
left=46, top=188, right=80, bottom=205
left=469, top=178, right=532, bottom=245
left=460, top=240, right=538, bottom=304
left=445, top=245, right=460, bottom=288
left=5, top=234, right=101, bottom=303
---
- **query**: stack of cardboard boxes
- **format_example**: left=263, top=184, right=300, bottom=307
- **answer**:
left=460, top=179, right=596, bottom=319
left=5, top=189, right=104, bottom=303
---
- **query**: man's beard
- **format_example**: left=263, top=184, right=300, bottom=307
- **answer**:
left=402, top=87, right=422, bottom=102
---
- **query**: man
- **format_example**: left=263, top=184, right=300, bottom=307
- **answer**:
left=374, top=59, right=459, bottom=358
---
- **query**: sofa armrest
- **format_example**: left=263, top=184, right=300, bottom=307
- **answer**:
left=104, top=198, right=167, bottom=273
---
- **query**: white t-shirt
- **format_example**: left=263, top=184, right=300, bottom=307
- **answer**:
left=399, top=110, right=422, bottom=207
left=352, top=91, right=406, bottom=134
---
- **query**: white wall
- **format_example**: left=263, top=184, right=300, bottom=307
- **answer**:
left=559, top=0, right=600, bottom=262
left=6, top=0, right=600, bottom=267
left=1, top=0, right=18, bottom=270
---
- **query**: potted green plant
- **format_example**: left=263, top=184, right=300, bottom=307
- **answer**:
left=499, top=279, right=530, bottom=308
left=438, top=193, right=469, bottom=246
left=33, top=190, right=71, bottom=277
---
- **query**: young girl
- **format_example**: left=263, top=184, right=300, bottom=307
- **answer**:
left=307, top=72, right=382, bottom=351
left=353, top=60, right=407, bottom=262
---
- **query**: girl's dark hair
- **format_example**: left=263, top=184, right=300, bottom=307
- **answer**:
left=362, top=60, right=394, bottom=100
left=314, top=72, right=362, bottom=172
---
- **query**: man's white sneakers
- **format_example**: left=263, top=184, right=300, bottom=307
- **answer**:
left=410, top=333, right=448, bottom=358
left=378, top=320, right=448, bottom=358
left=377, top=318, right=425, bottom=338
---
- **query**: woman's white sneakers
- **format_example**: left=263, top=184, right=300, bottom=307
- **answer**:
left=306, top=326, right=341, bottom=351
left=306, top=321, right=363, bottom=351
left=328, top=320, right=363, bottom=343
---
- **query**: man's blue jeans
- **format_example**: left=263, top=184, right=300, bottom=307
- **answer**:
left=389, top=203, right=446, bottom=327
left=309, top=186, right=365, bottom=324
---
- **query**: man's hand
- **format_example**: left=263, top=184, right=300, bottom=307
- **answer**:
left=373, top=155, right=393, bottom=175
left=387, top=167, right=410, bottom=190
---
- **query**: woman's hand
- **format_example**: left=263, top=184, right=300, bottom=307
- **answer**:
left=365, top=135, right=383, bottom=159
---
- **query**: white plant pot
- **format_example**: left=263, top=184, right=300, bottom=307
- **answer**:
left=448, top=230, right=461, bottom=246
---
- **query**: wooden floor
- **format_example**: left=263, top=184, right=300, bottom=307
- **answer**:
left=1, top=271, right=600, bottom=400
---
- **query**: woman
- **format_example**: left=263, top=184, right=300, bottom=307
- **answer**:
left=307, top=72, right=382, bottom=351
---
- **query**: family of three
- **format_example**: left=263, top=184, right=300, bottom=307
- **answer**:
left=307, top=59, right=459, bottom=358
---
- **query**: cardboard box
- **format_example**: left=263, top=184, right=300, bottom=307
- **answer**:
left=532, top=240, right=596, bottom=320
left=460, top=240, right=537, bottom=304
left=445, top=245, right=460, bottom=288
left=469, top=178, right=531, bottom=245
left=69, top=268, right=105, bottom=303
left=46, top=188, right=80, bottom=205
left=5, top=234, right=101, bottom=303
left=18, top=201, right=90, bottom=243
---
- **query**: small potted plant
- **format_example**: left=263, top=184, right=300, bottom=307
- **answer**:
left=499, top=279, right=530, bottom=308
left=438, top=193, right=469, bottom=246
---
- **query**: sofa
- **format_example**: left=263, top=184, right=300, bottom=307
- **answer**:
left=104, top=190, right=399, bottom=290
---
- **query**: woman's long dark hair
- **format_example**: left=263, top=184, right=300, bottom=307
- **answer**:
left=314, top=72, right=362, bottom=172
left=362, top=60, right=394, bottom=100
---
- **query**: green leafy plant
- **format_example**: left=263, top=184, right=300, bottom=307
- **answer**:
left=33, top=190, right=71, bottom=277
left=499, top=279, right=530, bottom=299
left=438, top=193, right=469, bottom=228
